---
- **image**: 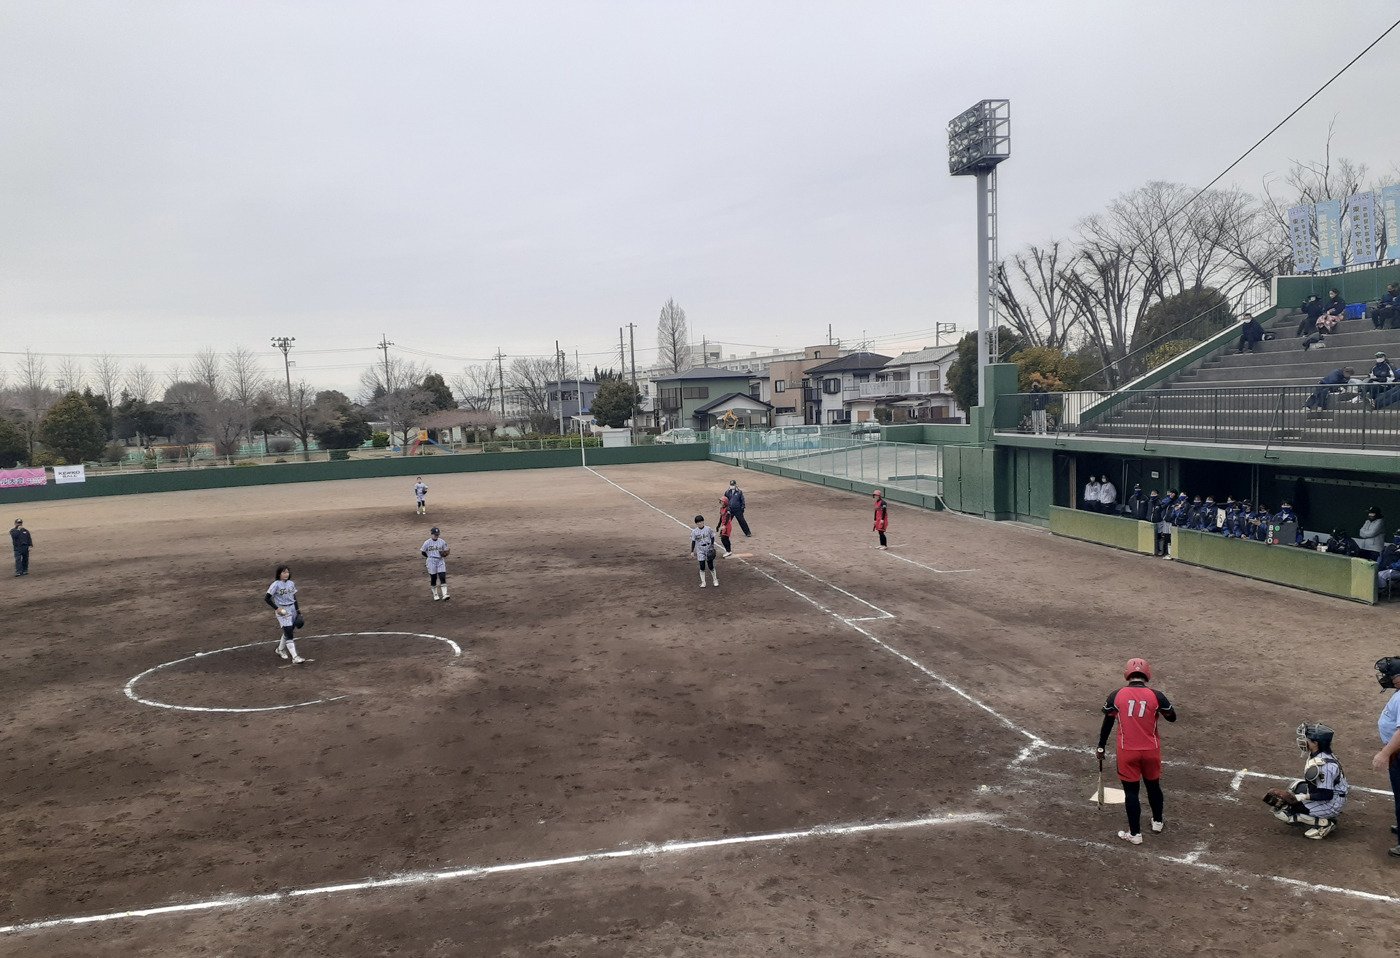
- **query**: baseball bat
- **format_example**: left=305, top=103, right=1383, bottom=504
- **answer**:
left=1097, top=752, right=1105, bottom=807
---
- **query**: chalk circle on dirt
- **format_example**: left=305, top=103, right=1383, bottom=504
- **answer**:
left=123, top=631, right=464, bottom=713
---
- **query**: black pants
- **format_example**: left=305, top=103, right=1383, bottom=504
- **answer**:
left=719, top=534, right=731, bottom=554
left=731, top=509, right=751, bottom=536
left=13, top=549, right=28, bottom=575
left=877, top=531, right=887, bottom=547
left=1373, top=305, right=1397, bottom=329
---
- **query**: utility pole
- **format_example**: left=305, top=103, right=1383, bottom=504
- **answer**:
left=377, top=335, right=395, bottom=449
left=702, top=337, right=708, bottom=367
left=556, top=341, right=566, bottom=434
left=626, top=322, right=638, bottom=439
left=494, top=349, right=507, bottom=420
left=270, top=336, right=296, bottom=405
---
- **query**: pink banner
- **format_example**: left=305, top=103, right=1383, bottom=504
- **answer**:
left=0, top=468, right=47, bottom=489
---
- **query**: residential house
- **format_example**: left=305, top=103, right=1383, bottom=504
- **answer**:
left=652, top=367, right=756, bottom=430
left=801, top=351, right=893, bottom=425
left=844, top=346, right=962, bottom=424
left=760, top=345, right=845, bottom=425
left=546, top=379, right=600, bottom=432
left=693, top=391, right=773, bottom=429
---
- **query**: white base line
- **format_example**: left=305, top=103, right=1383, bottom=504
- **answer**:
left=767, top=553, right=894, bottom=619
left=880, top=551, right=978, bottom=575
left=0, top=813, right=996, bottom=936
left=994, top=823, right=1400, bottom=908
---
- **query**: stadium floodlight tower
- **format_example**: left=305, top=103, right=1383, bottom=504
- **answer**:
left=947, top=99, right=1010, bottom=409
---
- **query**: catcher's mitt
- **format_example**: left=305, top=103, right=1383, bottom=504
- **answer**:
left=1263, top=788, right=1305, bottom=810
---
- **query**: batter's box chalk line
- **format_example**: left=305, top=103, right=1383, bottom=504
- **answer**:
left=123, top=631, right=462, bottom=713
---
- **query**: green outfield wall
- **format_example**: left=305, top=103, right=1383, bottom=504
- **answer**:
left=1048, top=506, right=1377, bottom=604
left=0, top=443, right=711, bottom=504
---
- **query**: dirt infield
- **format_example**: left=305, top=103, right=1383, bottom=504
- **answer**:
left=1, top=461, right=1397, bottom=956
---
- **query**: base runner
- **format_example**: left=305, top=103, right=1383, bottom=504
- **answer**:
left=1095, top=657, right=1177, bottom=844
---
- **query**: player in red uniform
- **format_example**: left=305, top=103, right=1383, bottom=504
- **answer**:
left=716, top=497, right=734, bottom=558
left=872, top=490, right=889, bottom=550
left=1095, top=657, right=1177, bottom=844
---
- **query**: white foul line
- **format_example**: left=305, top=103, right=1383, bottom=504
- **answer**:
left=879, top=551, right=978, bottom=575
left=0, top=813, right=995, bottom=936
left=767, top=553, right=894, bottom=619
left=123, top=632, right=463, bottom=713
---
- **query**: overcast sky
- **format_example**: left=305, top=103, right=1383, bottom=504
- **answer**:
left=3, top=1, right=1399, bottom=397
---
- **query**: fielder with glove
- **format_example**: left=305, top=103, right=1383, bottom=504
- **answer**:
left=1265, top=723, right=1348, bottom=839
left=422, top=527, right=451, bottom=601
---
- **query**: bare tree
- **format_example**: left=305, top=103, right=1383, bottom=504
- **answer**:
left=161, top=380, right=215, bottom=463
left=1064, top=213, right=1163, bottom=386
left=14, top=350, right=56, bottom=458
left=191, top=348, right=224, bottom=396
left=995, top=241, right=1081, bottom=349
left=275, top=380, right=320, bottom=461
left=223, top=346, right=268, bottom=446
left=657, top=299, right=691, bottom=373
left=125, top=364, right=157, bottom=404
left=452, top=362, right=500, bottom=412
left=54, top=356, right=86, bottom=393
left=506, top=356, right=560, bottom=433
left=93, top=353, right=123, bottom=404
left=358, top=356, right=431, bottom=446
left=1263, top=122, right=1369, bottom=269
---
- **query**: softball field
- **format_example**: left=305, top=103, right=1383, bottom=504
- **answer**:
left=0, top=461, right=1395, bottom=956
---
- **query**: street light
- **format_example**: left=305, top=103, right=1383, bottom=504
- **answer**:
left=948, top=99, right=1010, bottom=410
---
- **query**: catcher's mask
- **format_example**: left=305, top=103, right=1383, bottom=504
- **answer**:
left=1123, top=657, right=1152, bottom=682
left=1377, top=657, right=1400, bottom=691
left=1297, top=722, right=1335, bottom=755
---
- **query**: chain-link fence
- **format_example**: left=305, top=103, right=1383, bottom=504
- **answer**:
left=709, top=428, right=943, bottom=497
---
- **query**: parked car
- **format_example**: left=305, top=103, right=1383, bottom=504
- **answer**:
left=851, top=421, right=882, bottom=440
left=656, top=428, right=697, bottom=444
left=764, top=424, right=821, bottom=448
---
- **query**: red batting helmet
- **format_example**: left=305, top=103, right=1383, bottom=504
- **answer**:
left=1123, top=658, right=1152, bottom=682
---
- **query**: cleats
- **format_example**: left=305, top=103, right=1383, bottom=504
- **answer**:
left=1305, top=820, right=1335, bottom=840
left=1117, top=831, right=1142, bottom=845
left=291, top=656, right=307, bottom=664
left=276, top=647, right=290, bottom=661
left=1151, top=820, right=1164, bottom=834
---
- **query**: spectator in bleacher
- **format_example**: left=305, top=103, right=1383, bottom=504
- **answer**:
left=1029, top=381, right=1050, bottom=435
left=1304, top=367, right=1356, bottom=411
left=1127, top=484, right=1148, bottom=520
left=1373, top=283, right=1400, bottom=330
left=1358, top=507, right=1386, bottom=559
left=1236, top=314, right=1266, bottom=354
left=1099, top=475, right=1118, bottom=515
left=1362, top=352, right=1398, bottom=407
left=1084, top=476, right=1102, bottom=513
left=1296, top=294, right=1326, bottom=338
left=1323, top=289, right=1347, bottom=324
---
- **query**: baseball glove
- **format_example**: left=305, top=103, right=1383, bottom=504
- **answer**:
left=1263, top=788, right=1305, bottom=810
left=439, top=548, right=450, bottom=558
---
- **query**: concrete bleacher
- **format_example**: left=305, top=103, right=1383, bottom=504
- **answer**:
left=1080, top=305, right=1400, bottom=447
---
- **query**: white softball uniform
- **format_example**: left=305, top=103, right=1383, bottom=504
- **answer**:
left=267, top=579, right=298, bottom=622
left=422, top=537, right=449, bottom=574
left=414, top=482, right=428, bottom=503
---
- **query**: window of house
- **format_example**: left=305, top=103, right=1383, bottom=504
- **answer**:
left=823, top=378, right=841, bottom=394
left=749, top=383, right=761, bottom=398
left=814, top=350, right=822, bottom=359
left=659, top=387, right=682, bottom=409
left=774, top=380, right=786, bottom=392
left=682, top=386, right=710, bottom=400
left=854, top=373, right=869, bottom=382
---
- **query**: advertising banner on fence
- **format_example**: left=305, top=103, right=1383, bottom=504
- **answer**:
left=0, top=468, right=48, bottom=489
left=1350, top=191, right=1378, bottom=265
left=1288, top=205, right=1314, bottom=273
left=53, top=465, right=86, bottom=484
left=1314, top=199, right=1343, bottom=271
left=1383, top=184, right=1400, bottom=261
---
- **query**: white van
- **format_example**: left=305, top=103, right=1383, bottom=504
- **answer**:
left=764, top=424, right=821, bottom=448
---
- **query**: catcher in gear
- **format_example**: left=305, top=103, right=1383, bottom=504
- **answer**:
left=1264, top=723, right=1348, bottom=839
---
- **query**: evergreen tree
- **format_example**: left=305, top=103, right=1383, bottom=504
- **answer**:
left=38, top=391, right=107, bottom=463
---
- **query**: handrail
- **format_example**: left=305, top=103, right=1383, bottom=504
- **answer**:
left=1264, top=389, right=1284, bottom=460
left=1142, top=393, right=1160, bottom=452
left=1080, top=285, right=1271, bottom=388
